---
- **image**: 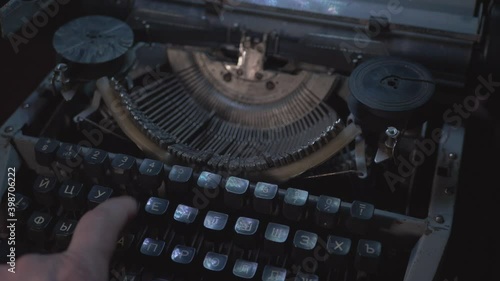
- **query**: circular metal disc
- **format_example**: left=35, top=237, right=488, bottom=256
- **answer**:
left=53, top=15, right=134, bottom=64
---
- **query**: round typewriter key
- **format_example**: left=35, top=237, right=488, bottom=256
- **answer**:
left=234, top=216, right=260, bottom=249
left=263, top=222, right=290, bottom=255
left=139, top=159, right=165, bottom=191
left=283, top=188, right=309, bottom=221
left=233, top=259, right=258, bottom=279
left=203, top=211, right=229, bottom=242
left=224, top=176, right=249, bottom=209
left=253, top=182, right=278, bottom=215
left=34, top=138, right=60, bottom=167
left=111, top=154, right=137, bottom=184
left=291, top=230, right=318, bottom=262
left=83, top=149, right=109, bottom=180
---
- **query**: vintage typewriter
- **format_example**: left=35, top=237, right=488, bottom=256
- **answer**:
left=1, top=0, right=499, bottom=280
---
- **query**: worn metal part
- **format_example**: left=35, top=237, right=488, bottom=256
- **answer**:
left=256, top=122, right=362, bottom=182
left=128, top=0, right=482, bottom=85
left=51, top=63, right=76, bottom=101
left=0, top=76, right=54, bottom=197
left=354, top=135, right=368, bottom=178
left=73, top=90, right=102, bottom=123
left=213, top=0, right=480, bottom=38
left=375, top=126, right=401, bottom=163
left=0, top=70, right=465, bottom=281
left=404, top=124, right=464, bottom=281
left=385, top=126, right=400, bottom=148
left=103, top=46, right=353, bottom=176
left=168, top=48, right=336, bottom=127
left=96, top=76, right=361, bottom=182
left=225, top=35, right=268, bottom=82
left=96, top=77, right=173, bottom=163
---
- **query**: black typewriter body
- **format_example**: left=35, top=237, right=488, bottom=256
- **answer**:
left=0, top=1, right=499, bottom=281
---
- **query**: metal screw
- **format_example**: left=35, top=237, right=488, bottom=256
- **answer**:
left=435, top=215, right=445, bottom=224
left=55, top=63, right=68, bottom=72
left=236, top=69, right=243, bottom=76
left=255, top=72, right=263, bottom=80
left=386, top=127, right=399, bottom=137
left=223, top=72, right=232, bottom=82
left=4, top=126, right=13, bottom=133
left=448, top=153, right=457, bottom=160
left=23, top=103, right=30, bottom=109
left=385, top=126, right=400, bottom=147
left=266, top=81, right=275, bottom=90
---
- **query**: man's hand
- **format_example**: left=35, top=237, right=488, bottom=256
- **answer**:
left=0, top=196, right=137, bottom=281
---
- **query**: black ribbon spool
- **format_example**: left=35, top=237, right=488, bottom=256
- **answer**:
left=348, top=57, right=435, bottom=133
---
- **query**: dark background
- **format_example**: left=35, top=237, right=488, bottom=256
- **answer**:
left=0, top=1, right=499, bottom=280
left=0, top=0, right=76, bottom=122
left=0, top=26, right=55, bottom=122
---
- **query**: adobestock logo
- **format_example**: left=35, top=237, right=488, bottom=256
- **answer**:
left=7, top=0, right=71, bottom=54
left=384, top=74, right=498, bottom=192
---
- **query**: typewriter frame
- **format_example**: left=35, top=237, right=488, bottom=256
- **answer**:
left=0, top=73, right=465, bottom=281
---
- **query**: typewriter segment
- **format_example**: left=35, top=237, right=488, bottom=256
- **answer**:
left=1, top=0, right=485, bottom=280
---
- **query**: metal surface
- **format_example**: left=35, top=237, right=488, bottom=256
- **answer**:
left=100, top=44, right=353, bottom=176
left=225, top=35, right=269, bottom=82
left=0, top=64, right=465, bottom=281
left=96, top=77, right=173, bottom=163
left=0, top=0, right=60, bottom=38
left=354, top=135, right=367, bottom=178
left=169, top=48, right=336, bottom=128
left=385, top=127, right=400, bottom=147
left=0, top=74, right=54, bottom=197
left=229, top=0, right=480, bottom=37
left=404, top=124, right=464, bottom=281
left=73, top=90, right=102, bottom=123
left=51, top=63, right=76, bottom=101
left=255, top=122, right=362, bottom=182
left=97, top=75, right=361, bottom=182
left=128, top=0, right=481, bottom=85
left=53, top=15, right=134, bottom=64
left=375, top=126, right=399, bottom=163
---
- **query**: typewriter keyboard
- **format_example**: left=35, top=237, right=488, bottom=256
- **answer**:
left=1, top=137, right=427, bottom=281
